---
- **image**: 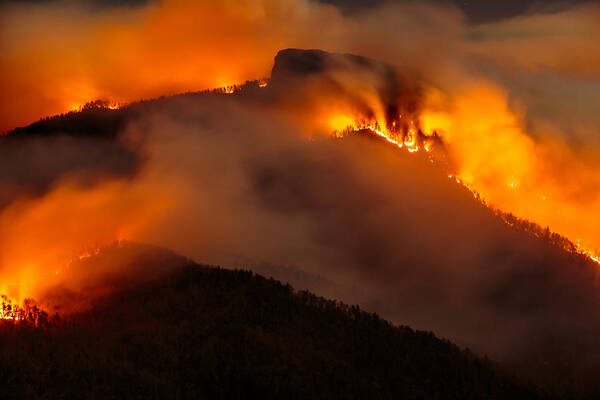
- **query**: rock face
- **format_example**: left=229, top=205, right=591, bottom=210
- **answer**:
left=271, top=48, right=380, bottom=82
left=270, top=48, right=422, bottom=128
left=271, top=49, right=331, bottom=81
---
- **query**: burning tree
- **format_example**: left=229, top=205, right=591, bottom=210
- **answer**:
left=0, top=295, right=48, bottom=326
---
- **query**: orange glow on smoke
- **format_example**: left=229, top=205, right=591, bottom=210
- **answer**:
left=1, top=79, right=599, bottom=318
left=1, top=0, right=600, bottom=314
left=322, top=80, right=600, bottom=266
left=0, top=180, right=177, bottom=310
left=420, top=84, right=600, bottom=264
left=0, top=0, right=339, bottom=132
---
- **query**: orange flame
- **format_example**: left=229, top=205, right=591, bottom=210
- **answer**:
left=331, top=119, right=430, bottom=154
left=0, top=240, right=132, bottom=321
left=0, top=295, right=46, bottom=325
left=69, top=100, right=124, bottom=112
left=419, top=84, right=600, bottom=266
left=329, top=112, right=600, bottom=267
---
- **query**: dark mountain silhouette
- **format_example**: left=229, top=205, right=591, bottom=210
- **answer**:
left=0, top=80, right=267, bottom=209
left=0, top=247, right=549, bottom=400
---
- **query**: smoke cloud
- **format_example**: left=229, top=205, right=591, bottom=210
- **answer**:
left=1, top=53, right=600, bottom=395
left=2, top=0, right=600, bottom=395
left=2, top=0, right=600, bottom=254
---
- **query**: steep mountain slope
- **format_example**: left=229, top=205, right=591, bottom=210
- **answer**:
left=0, top=260, right=547, bottom=400
left=2, top=49, right=600, bottom=398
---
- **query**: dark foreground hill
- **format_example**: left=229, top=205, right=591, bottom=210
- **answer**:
left=0, top=263, right=546, bottom=400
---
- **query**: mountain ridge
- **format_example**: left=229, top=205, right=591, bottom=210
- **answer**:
left=0, top=259, right=550, bottom=400
left=2, top=48, right=600, bottom=398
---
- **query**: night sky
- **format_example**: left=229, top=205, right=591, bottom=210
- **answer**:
left=322, top=0, right=597, bottom=22
left=1, top=0, right=597, bottom=22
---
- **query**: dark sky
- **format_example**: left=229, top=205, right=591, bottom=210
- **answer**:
left=320, top=0, right=596, bottom=22
left=2, top=0, right=597, bottom=22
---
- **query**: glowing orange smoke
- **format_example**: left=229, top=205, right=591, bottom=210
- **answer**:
left=0, top=0, right=336, bottom=132
left=327, top=107, right=600, bottom=267
left=1, top=79, right=599, bottom=324
left=0, top=239, right=138, bottom=322
left=418, top=84, right=600, bottom=265
left=1, top=0, right=598, bottom=329
left=0, top=175, right=177, bottom=311
left=303, top=67, right=600, bottom=269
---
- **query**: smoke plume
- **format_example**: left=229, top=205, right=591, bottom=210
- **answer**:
left=2, top=0, right=600, bottom=395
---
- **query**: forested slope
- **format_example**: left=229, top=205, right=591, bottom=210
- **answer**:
left=0, top=264, right=547, bottom=400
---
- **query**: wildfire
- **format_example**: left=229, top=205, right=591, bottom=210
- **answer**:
left=331, top=115, right=600, bottom=267
left=332, top=118, right=435, bottom=155
left=219, top=79, right=268, bottom=93
left=0, top=241, right=130, bottom=323
left=70, top=100, right=124, bottom=112
left=577, top=240, right=600, bottom=264
left=1, top=295, right=23, bottom=322
left=78, top=247, right=101, bottom=260
left=218, top=85, right=237, bottom=94
left=0, top=295, right=47, bottom=325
